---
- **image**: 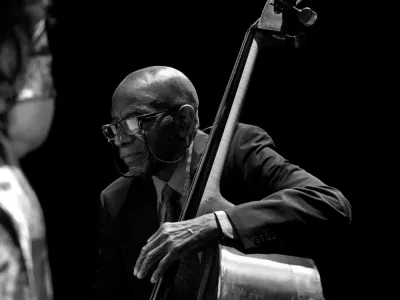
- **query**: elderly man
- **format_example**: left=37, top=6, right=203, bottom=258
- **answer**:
left=93, top=66, right=351, bottom=299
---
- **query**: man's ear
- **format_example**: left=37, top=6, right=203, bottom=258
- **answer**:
left=175, top=104, right=195, bottom=139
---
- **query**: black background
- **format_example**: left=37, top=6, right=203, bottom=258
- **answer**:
left=19, top=1, right=373, bottom=299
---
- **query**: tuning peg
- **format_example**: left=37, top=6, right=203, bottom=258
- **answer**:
left=270, top=0, right=318, bottom=27
left=296, top=7, right=317, bottom=27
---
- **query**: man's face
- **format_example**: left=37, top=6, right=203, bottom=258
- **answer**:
left=110, top=90, right=180, bottom=177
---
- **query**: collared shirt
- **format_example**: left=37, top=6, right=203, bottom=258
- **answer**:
left=152, top=154, right=188, bottom=224
left=152, top=131, right=235, bottom=239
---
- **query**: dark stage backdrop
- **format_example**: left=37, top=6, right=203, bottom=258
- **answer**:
left=18, top=1, right=367, bottom=299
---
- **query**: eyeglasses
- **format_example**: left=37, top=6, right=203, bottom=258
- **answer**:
left=102, top=110, right=168, bottom=141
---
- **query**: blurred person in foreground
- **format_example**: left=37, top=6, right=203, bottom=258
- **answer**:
left=0, top=0, right=56, bottom=299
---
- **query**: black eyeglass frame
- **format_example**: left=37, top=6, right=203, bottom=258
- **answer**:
left=101, top=110, right=169, bottom=141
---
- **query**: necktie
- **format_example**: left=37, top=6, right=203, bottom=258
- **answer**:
left=162, top=184, right=182, bottom=223
left=161, top=184, right=200, bottom=299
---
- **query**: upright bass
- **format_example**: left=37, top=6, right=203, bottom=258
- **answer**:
left=150, top=1, right=323, bottom=299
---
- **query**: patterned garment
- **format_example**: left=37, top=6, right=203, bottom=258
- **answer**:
left=0, top=152, right=53, bottom=300
left=0, top=217, right=29, bottom=300
left=0, top=1, right=54, bottom=299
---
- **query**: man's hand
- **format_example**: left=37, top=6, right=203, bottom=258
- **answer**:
left=133, top=213, right=219, bottom=283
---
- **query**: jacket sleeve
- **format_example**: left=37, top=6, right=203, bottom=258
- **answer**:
left=90, top=192, right=131, bottom=300
left=223, top=124, right=352, bottom=256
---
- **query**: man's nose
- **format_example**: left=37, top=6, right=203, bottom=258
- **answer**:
left=114, top=129, right=133, bottom=147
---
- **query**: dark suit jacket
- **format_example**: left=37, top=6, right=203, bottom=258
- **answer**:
left=91, top=123, right=351, bottom=300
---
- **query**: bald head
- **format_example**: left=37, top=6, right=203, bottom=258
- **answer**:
left=112, top=66, right=199, bottom=128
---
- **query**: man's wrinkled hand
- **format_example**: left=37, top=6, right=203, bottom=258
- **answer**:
left=133, top=213, right=219, bottom=283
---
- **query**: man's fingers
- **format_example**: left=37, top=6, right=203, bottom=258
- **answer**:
left=150, top=251, right=177, bottom=284
left=134, top=245, right=148, bottom=276
left=137, top=245, right=165, bottom=279
left=134, top=235, right=160, bottom=276
left=147, top=222, right=172, bottom=243
left=147, top=224, right=164, bottom=243
left=135, top=224, right=169, bottom=276
left=134, top=230, right=166, bottom=278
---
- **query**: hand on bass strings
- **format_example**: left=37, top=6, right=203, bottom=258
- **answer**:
left=133, top=213, right=219, bottom=283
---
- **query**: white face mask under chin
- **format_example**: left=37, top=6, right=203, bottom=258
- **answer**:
left=7, top=98, right=54, bottom=159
